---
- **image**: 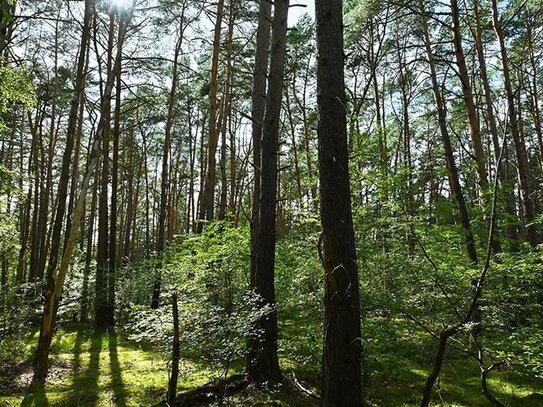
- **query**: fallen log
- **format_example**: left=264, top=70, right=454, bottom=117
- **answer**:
left=153, top=374, right=250, bottom=407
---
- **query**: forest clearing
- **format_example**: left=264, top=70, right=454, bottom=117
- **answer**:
left=1, top=0, right=543, bottom=406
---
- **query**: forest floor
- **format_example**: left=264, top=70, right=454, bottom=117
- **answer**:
left=0, top=322, right=542, bottom=406
left=0, top=326, right=317, bottom=407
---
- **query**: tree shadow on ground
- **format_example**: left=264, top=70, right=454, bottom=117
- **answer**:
left=108, top=333, right=128, bottom=407
left=56, top=330, right=102, bottom=406
left=20, top=379, right=49, bottom=407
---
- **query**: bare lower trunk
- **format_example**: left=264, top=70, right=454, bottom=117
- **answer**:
left=248, top=0, right=289, bottom=385
left=316, top=0, right=362, bottom=405
left=247, top=0, right=272, bottom=375
left=167, top=293, right=180, bottom=404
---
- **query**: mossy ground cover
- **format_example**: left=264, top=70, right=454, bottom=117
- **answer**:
left=361, top=318, right=543, bottom=406
left=0, top=325, right=213, bottom=407
left=0, top=320, right=542, bottom=406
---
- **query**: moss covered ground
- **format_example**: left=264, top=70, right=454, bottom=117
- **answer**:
left=0, top=321, right=541, bottom=406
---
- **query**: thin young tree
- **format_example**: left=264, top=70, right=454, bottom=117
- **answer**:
left=33, top=0, right=93, bottom=378
left=151, top=2, right=188, bottom=309
left=197, top=0, right=225, bottom=232
left=32, top=0, right=135, bottom=380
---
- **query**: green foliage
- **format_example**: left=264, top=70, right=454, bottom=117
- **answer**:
left=485, top=249, right=543, bottom=328
left=0, top=283, right=42, bottom=340
left=0, top=64, right=35, bottom=131
left=121, top=222, right=270, bottom=376
left=275, top=221, right=323, bottom=377
left=0, top=165, right=18, bottom=264
left=0, top=1, right=15, bottom=27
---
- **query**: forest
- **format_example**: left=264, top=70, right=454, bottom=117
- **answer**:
left=0, top=0, right=542, bottom=405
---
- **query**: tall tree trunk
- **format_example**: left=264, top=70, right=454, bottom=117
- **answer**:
left=28, top=112, right=42, bottom=282
left=247, top=0, right=272, bottom=374
left=491, top=0, right=539, bottom=246
left=285, top=85, right=303, bottom=202
left=419, top=0, right=478, bottom=264
left=16, top=114, right=30, bottom=283
left=526, top=27, right=543, bottom=175
left=218, top=0, right=236, bottom=220
left=32, top=0, right=133, bottom=380
left=122, top=130, right=135, bottom=266
left=152, top=6, right=186, bottom=309
left=291, top=68, right=317, bottom=205
left=95, top=10, right=115, bottom=332
left=197, top=0, right=225, bottom=231
left=450, top=0, right=488, bottom=197
left=316, top=0, right=362, bottom=404
left=81, top=171, right=98, bottom=323
left=397, top=42, right=415, bottom=254
left=218, top=113, right=228, bottom=220
left=167, top=293, right=180, bottom=404
left=197, top=110, right=207, bottom=232
left=27, top=108, right=46, bottom=282
left=33, top=0, right=93, bottom=379
left=471, top=0, right=519, bottom=246
left=108, top=17, right=123, bottom=326
left=248, top=0, right=289, bottom=386
left=228, top=109, right=237, bottom=216
left=186, top=101, right=196, bottom=233
left=219, top=0, right=236, bottom=222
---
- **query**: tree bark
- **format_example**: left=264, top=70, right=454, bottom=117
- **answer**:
left=419, top=0, right=478, bottom=265
left=491, top=0, right=539, bottom=246
left=167, top=293, right=180, bottom=404
left=32, top=0, right=134, bottom=379
left=247, top=0, right=271, bottom=374
left=471, top=0, right=519, bottom=246
left=197, top=0, right=225, bottom=231
left=315, top=0, right=362, bottom=405
left=95, top=9, right=115, bottom=331
left=450, top=0, right=488, bottom=196
left=247, top=0, right=289, bottom=386
left=108, top=17, right=123, bottom=325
